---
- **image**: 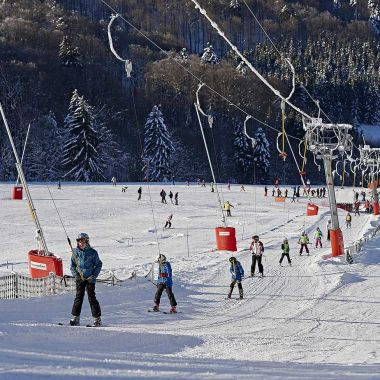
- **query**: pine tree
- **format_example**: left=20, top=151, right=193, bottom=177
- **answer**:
left=368, top=0, right=380, bottom=35
left=201, top=43, right=219, bottom=65
left=143, top=105, right=174, bottom=181
left=233, top=123, right=254, bottom=182
left=62, top=90, right=105, bottom=181
left=59, top=35, right=81, bottom=67
left=252, top=127, right=270, bottom=182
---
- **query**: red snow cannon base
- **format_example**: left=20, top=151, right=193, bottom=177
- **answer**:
left=12, top=186, right=23, bottom=200
left=306, top=203, right=319, bottom=216
left=28, top=250, right=63, bottom=278
left=215, top=227, right=237, bottom=252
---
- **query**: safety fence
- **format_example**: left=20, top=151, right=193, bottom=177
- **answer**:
left=0, top=270, right=128, bottom=300
left=345, top=222, right=380, bottom=264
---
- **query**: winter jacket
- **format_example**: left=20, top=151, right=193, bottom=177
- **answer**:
left=250, top=241, right=264, bottom=256
left=298, top=235, right=309, bottom=245
left=70, top=246, right=102, bottom=283
left=346, top=214, right=352, bottom=222
left=157, top=262, right=173, bottom=287
left=230, top=261, right=244, bottom=281
left=314, top=230, right=323, bottom=239
left=281, top=242, right=290, bottom=253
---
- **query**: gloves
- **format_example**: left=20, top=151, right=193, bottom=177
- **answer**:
left=86, top=275, right=94, bottom=283
left=160, top=273, right=168, bottom=278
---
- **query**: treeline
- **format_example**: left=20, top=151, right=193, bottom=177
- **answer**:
left=0, top=0, right=379, bottom=184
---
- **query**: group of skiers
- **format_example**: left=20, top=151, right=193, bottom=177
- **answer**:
left=160, top=189, right=179, bottom=205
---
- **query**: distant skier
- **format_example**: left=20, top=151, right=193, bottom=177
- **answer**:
left=58, top=179, right=61, bottom=190
left=284, top=189, right=288, bottom=197
left=326, top=219, right=331, bottom=241
left=314, top=227, right=323, bottom=248
left=138, top=186, right=142, bottom=200
left=240, top=185, right=245, bottom=192
left=354, top=200, right=360, bottom=216
left=111, top=176, right=117, bottom=186
left=211, top=182, right=215, bottom=192
left=174, top=192, right=178, bottom=205
left=169, top=191, right=174, bottom=204
left=272, top=188, right=275, bottom=197
left=201, top=180, right=206, bottom=188
left=224, top=201, right=234, bottom=217
left=264, top=186, right=268, bottom=196
left=160, top=189, right=167, bottom=204
left=346, top=212, right=352, bottom=228
left=298, top=232, right=310, bottom=255
left=69, top=233, right=102, bottom=327
left=152, top=254, right=177, bottom=313
left=227, top=257, right=244, bottom=299
left=228, top=181, right=231, bottom=190
left=249, top=235, right=264, bottom=277
left=279, top=238, right=291, bottom=266
left=164, top=214, right=173, bottom=229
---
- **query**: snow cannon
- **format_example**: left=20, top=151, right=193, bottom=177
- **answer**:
left=12, top=186, right=23, bottom=200
left=306, top=203, right=319, bottom=216
left=215, top=227, right=237, bottom=252
left=28, top=250, right=63, bottom=278
left=330, top=229, right=344, bottom=257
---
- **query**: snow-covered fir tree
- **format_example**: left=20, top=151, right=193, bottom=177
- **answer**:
left=333, top=0, right=342, bottom=10
left=236, top=61, right=248, bottom=76
left=233, top=123, right=254, bottom=182
left=179, top=47, right=189, bottom=63
left=59, top=35, right=81, bottom=67
left=252, top=127, right=270, bottom=181
left=368, top=0, right=380, bottom=34
left=143, top=105, right=174, bottom=181
left=201, top=43, right=219, bottom=65
left=230, top=0, right=241, bottom=11
left=62, top=90, right=105, bottom=181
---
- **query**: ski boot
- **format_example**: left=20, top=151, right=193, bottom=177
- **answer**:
left=152, top=304, right=160, bottom=312
left=169, top=306, right=177, bottom=314
left=93, top=317, right=102, bottom=327
left=69, top=315, right=80, bottom=326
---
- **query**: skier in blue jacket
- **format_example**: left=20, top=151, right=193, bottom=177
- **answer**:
left=228, top=257, right=244, bottom=299
left=152, top=254, right=177, bottom=313
left=70, top=233, right=103, bottom=326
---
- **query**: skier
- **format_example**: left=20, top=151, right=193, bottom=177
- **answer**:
left=284, top=189, right=288, bottom=198
left=169, top=191, right=174, bottom=204
left=138, top=186, right=142, bottom=200
left=264, top=186, right=268, bottom=196
left=227, top=181, right=231, bottom=190
left=298, top=232, right=310, bottom=255
left=174, top=192, right=179, bottom=205
left=240, top=185, right=245, bottom=192
left=69, top=233, right=102, bottom=327
left=249, top=235, right=264, bottom=277
left=279, top=238, right=291, bottom=266
left=160, top=189, right=167, bottom=204
left=58, top=179, right=61, bottom=190
left=326, top=219, right=331, bottom=241
left=164, top=214, right=173, bottom=229
left=224, top=201, right=234, bottom=217
left=272, top=188, right=275, bottom=197
left=314, top=227, right=323, bottom=248
left=354, top=200, right=360, bottom=216
left=152, top=254, right=177, bottom=313
left=365, top=199, right=370, bottom=213
left=227, top=257, right=244, bottom=299
left=201, top=180, right=206, bottom=188
left=346, top=212, right=352, bottom=228
left=211, top=182, right=215, bottom=192
left=122, top=186, right=128, bottom=192
left=111, top=176, right=117, bottom=186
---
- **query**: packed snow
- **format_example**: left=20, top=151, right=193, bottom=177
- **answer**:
left=0, top=182, right=379, bottom=379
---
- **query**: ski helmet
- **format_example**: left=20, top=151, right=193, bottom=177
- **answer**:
left=252, top=235, right=259, bottom=241
left=229, top=257, right=236, bottom=263
left=156, top=254, right=167, bottom=264
left=76, top=232, right=89, bottom=242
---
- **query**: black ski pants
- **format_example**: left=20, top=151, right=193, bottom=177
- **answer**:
left=164, top=221, right=172, bottom=228
left=71, top=279, right=101, bottom=318
left=154, top=283, right=177, bottom=307
left=228, top=280, right=243, bottom=298
left=279, top=252, right=291, bottom=264
left=251, top=255, right=263, bottom=275
left=299, top=244, right=309, bottom=254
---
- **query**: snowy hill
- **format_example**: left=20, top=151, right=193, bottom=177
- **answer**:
left=0, top=183, right=379, bottom=379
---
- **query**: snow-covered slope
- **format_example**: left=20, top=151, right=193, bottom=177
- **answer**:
left=0, top=183, right=379, bottom=379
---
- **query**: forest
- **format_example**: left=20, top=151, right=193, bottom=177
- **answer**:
left=0, top=0, right=380, bottom=184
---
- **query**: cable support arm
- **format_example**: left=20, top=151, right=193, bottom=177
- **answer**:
left=243, top=115, right=256, bottom=149
left=196, top=83, right=214, bottom=128
left=190, top=0, right=311, bottom=120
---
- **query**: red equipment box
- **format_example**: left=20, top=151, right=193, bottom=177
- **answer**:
left=28, top=250, right=63, bottom=278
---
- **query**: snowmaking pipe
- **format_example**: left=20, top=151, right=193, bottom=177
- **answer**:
left=0, top=102, right=50, bottom=256
left=16, top=122, right=31, bottom=187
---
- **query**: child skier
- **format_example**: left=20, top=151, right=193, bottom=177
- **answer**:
left=314, top=227, right=323, bottom=248
left=224, top=201, right=234, bottom=217
left=164, top=214, right=173, bottom=229
left=227, top=257, right=244, bottom=299
left=152, top=254, right=177, bottom=313
left=298, top=232, right=310, bottom=255
left=346, top=212, right=352, bottom=228
left=279, top=238, right=291, bottom=266
left=249, top=235, right=264, bottom=277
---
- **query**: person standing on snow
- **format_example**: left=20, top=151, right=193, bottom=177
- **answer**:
left=314, top=227, right=323, bottom=248
left=70, top=233, right=103, bottom=327
left=138, top=186, right=142, bottom=200
left=227, top=257, right=244, bottom=299
left=249, top=235, right=264, bottom=277
left=111, top=176, right=117, bottom=186
left=224, top=201, right=234, bottom=217
left=169, top=191, right=174, bottom=204
left=264, top=186, right=268, bottom=196
left=326, top=219, right=332, bottom=241
left=298, top=232, right=310, bottom=255
left=279, top=238, right=291, bottom=266
left=160, top=189, right=167, bottom=204
left=152, top=254, right=177, bottom=313
left=345, top=212, right=352, bottom=228
left=174, top=192, right=179, bottom=205
left=164, top=214, right=173, bottom=229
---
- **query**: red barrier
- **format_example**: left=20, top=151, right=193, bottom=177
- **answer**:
left=373, top=201, right=379, bottom=216
left=275, top=197, right=286, bottom=203
left=215, top=227, right=237, bottom=251
left=12, top=186, right=23, bottom=200
left=28, top=250, right=63, bottom=278
left=330, top=229, right=344, bottom=257
left=306, top=203, right=319, bottom=216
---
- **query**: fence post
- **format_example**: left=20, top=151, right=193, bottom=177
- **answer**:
left=13, top=273, right=18, bottom=299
